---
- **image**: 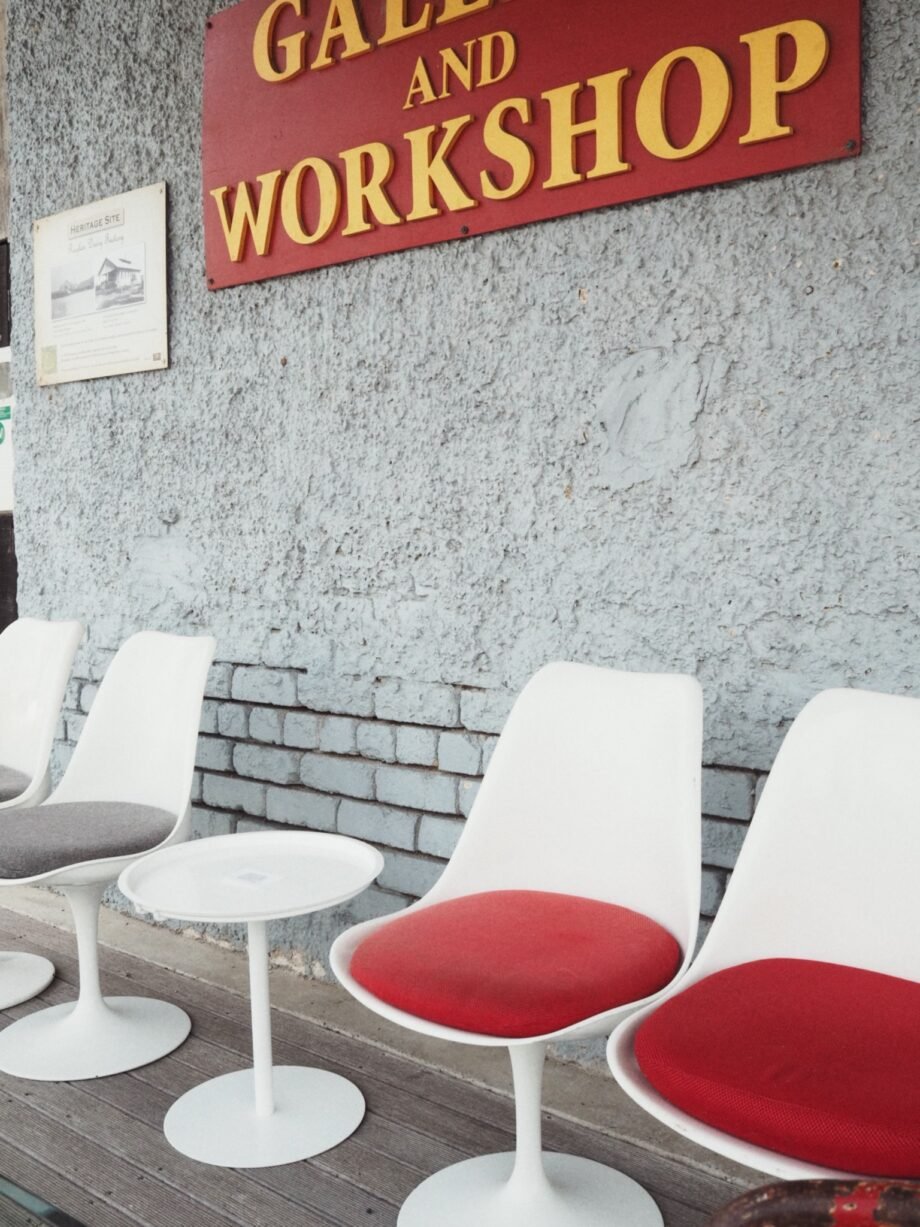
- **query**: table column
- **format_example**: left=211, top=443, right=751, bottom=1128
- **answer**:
left=248, top=919, right=274, bottom=1118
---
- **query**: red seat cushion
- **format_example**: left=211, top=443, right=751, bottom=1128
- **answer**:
left=635, top=959, right=920, bottom=1177
left=349, top=890, right=681, bottom=1038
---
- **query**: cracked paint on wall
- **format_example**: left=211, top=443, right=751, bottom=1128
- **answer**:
left=6, top=0, right=920, bottom=772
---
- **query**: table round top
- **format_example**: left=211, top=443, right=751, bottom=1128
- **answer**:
left=117, top=831, right=384, bottom=923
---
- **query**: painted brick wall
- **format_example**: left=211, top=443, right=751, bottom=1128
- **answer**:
left=56, top=655, right=764, bottom=961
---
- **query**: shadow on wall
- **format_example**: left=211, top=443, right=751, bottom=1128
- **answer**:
left=0, top=514, right=16, bottom=632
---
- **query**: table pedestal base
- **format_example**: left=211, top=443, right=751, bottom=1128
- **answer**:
left=164, top=1066, right=366, bottom=1168
left=0, top=996, right=191, bottom=1081
left=0, top=952, right=55, bottom=1009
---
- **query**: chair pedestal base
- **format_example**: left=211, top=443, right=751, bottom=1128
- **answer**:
left=0, top=952, right=55, bottom=1009
left=164, top=1066, right=366, bottom=1168
left=0, top=996, right=191, bottom=1080
left=398, top=1153, right=663, bottom=1227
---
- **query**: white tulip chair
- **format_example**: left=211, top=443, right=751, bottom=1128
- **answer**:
left=0, top=617, right=83, bottom=1007
left=608, top=688, right=920, bottom=1181
left=0, top=630, right=215, bottom=1080
left=331, top=662, right=703, bottom=1227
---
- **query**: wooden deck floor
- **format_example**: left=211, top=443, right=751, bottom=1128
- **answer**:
left=0, top=908, right=743, bottom=1227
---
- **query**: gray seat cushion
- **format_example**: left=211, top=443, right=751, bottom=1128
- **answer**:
left=0, top=801, right=175, bottom=879
left=0, top=764, right=31, bottom=803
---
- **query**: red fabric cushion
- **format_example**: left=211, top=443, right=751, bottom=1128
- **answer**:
left=635, top=959, right=920, bottom=1177
left=349, top=890, right=681, bottom=1038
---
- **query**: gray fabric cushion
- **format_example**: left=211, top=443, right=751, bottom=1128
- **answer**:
left=0, top=764, right=31, bottom=803
left=0, top=801, right=175, bottom=879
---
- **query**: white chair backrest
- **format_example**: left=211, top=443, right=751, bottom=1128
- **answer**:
left=690, top=687, right=920, bottom=985
left=50, top=631, right=215, bottom=818
left=429, top=663, right=703, bottom=950
left=0, top=618, right=83, bottom=780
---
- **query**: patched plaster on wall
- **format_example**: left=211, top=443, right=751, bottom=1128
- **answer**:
left=6, top=0, right=920, bottom=773
left=598, top=347, right=723, bottom=492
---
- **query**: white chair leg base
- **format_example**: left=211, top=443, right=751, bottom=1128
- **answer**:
left=398, top=1152, right=663, bottom=1227
left=0, top=952, right=55, bottom=1009
left=164, top=1066, right=366, bottom=1167
left=0, top=996, right=191, bottom=1080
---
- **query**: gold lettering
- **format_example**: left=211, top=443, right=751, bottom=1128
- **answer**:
left=379, top=0, right=434, bottom=47
left=311, top=0, right=372, bottom=70
left=479, top=30, right=516, bottom=88
left=440, top=42, right=475, bottom=97
left=437, top=0, right=493, bottom=25
left=481, top=97, right=534, bottom=201
left=542, top=71, right=631, bottom=189
left=404, top=56, right=438, bottom=108
left=252, top=0, right=305, bottom=83
left=210, top=172, right=284, bottom=261
left=636, top=46, right=732, bottom=160
left=405, top=115, right=477, bottom=220
left=740, top=20, right=830, bottom=144
left=339, top=142, right=403, bottom=235
left=281, top=157, right=341, bottom=245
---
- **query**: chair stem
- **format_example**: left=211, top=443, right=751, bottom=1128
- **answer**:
left=506, top=1041, right=554, bottom=1197
left=61, top=883, right=107, bottom=1014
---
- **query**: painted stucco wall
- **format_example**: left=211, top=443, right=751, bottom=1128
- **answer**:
left=0, top=0, right=7, bottom=240
left=5, top=3, right=919, bottom=969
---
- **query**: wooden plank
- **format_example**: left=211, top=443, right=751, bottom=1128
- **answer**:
left=79, top=1061, right=430, bottom=1211
left=0, top=911, right=521, bottom=1132
left=0, top=914, right=745, bottom=1182
left=131, top=1048, right=467, bottom=1177
left=0, top=908, right=742, bottom=1226
left=4, top=952, right=523, bottom=1162
left=0, top=1037, right=394, bottom=1227
left=127, top=1033, right=719, bottom=1227
left=1, top=910, right=742, bottom=1217
left=4, top=980, right=474, bottom=1215
left=0, top=1139, right=134, bottom=1227
left=0, top=1083, right=248, bottom=1227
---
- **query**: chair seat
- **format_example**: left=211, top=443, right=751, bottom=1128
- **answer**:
left=0, top=801, right=176, bottom=879
left=349, top=889, right=682, bottom=1038
left=635, top=958, right=920, bottom=1177
left=0, top=764, right=30, bottom=803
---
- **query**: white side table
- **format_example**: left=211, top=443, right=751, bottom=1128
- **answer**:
left=118, top=830, right=384, bottom=1168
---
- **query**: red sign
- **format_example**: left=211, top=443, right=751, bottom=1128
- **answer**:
left=203, top=0, right=861, bottom=289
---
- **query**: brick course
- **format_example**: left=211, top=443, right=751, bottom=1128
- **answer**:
left=356, top=721, right=397, bottom=763
left=266, top=787, right=338, bottom=831
left=234, top=743, right=301, bottom=786
left=438, top=731, right=482, bottom=776
left=196, top=736, right=233, bottom=773
left=297, top=673, right=374, bottom=716
left=395, top=726, right=437, bottom=767
left=218, top=703, right=248, bottom=740
left=459, top=688, right=514, bottom=734
left=231, top=667, right=298, bottom=707
left=338, top=800, right=417, bottom=851
left=376, top=764, right=457, bottom=815
left=283, top=711, right=321, bottom=749
left=376, top=679, right=460, bottom=728
left=300, top=752, right=375, bottom=800
left=54, top=660, right=768, bottom=942
left=318, top=716, right=358, bottom=755
left=199, top=700, right=220, bottom=735
left=249, top=706, right=284, bottom=744
left=202, top=772, right=266, bottom=817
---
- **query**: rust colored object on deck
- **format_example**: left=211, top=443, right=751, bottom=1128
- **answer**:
left=710, top=1181, right=920, bottom=1227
